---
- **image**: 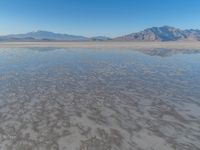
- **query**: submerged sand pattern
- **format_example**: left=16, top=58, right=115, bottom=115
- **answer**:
left=0, top=48, right=200, bottom=150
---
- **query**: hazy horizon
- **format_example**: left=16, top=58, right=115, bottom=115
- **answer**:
left=0, top=0, right=200, bottom=37
left=1, top=25, right=200, bottom=38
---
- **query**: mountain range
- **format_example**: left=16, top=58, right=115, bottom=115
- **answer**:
left=115, top=26, right=200, bottom=41
left=0, top=30, right=88, bottom=41
left=0, top=26, right=200, bottom=42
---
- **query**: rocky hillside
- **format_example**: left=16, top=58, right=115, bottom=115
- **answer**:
left=114, top=26, right=200, bottom=41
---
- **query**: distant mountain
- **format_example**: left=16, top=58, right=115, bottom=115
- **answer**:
left=0, top=31, right=88, bottom=41
left=114, top=26, right=200, bottom=41
left=1, top=26, right=200, bottom=42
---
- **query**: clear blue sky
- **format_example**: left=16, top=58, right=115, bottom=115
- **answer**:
left=0, top=0, right=200, bottom=37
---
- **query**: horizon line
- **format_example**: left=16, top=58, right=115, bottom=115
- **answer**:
left=0, top=25, right=200, bottom=38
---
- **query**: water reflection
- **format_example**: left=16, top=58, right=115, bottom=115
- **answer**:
left=0, top=48, right=200, bottom=150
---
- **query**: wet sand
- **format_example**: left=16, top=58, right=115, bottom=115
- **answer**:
left=0, top=41, right=200, bottom=50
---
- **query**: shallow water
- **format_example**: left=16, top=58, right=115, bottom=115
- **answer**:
left=0, top=48, right=200, bottom=150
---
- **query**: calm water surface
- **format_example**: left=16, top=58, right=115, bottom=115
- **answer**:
left=0, top=48, right=199, bottom=150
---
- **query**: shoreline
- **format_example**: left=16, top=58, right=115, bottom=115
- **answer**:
left=0, top=41, right=200, bottom=50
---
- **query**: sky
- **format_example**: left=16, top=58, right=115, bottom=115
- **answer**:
left=0, top=0, right=200, bottom=37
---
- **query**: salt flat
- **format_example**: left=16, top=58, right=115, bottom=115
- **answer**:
left=0, top=41, right=200, bottom=50
left=0, top=47, right=200, bottom=150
